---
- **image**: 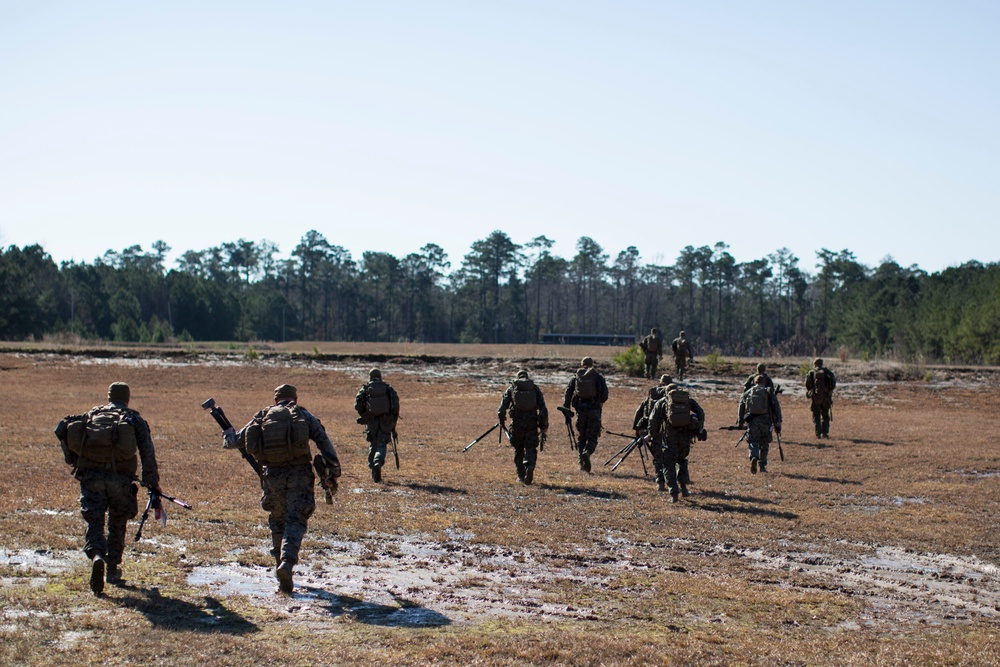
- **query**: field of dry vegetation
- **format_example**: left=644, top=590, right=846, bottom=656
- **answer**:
left=1, top=343, right=999, bottom=666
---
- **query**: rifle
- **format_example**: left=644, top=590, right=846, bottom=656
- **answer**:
left=134, top=479, right=192, bottom=542
left=718, top=424, right=745, bottom=431
left=390, top=430, right=400, bottom=469
left=500, top=423, right=512, bottom=444
left=557, top=405, right=577, bottom=451
left=463, top=423, right=499, bottom=452
left=202, top=398, right=264, bottom=481
left=604, top=429, right=638, bottom=440
left=733, top=431, right=747, bottom=448
left=312, top=454, right=338, bottom=504
left=776, top=429, right=785, bottom=462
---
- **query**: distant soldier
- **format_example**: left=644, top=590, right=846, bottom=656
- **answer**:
left=228, top=384, right=341, bottom=594
left=648, top=383, right=705, bottom=501
left=671, top=331, right=694, bottom=381
left=738, top=374, right=782, bottom=474
left=498, top=369, right=549, bottom=485
left=563, top=357, right=609, bottom=473
left=743, top=363, right=775, bottom=392
left=639, top=327, right=663, bottom=379
left=805, top=358, right=836, bottom=438
left=354, top=369, right=400, bottom=483
left=55, top=382, right=161, bottom=595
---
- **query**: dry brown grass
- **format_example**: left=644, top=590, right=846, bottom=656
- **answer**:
left=2, top=347, right=999, bottom=666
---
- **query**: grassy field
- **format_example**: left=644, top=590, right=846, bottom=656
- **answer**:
left=1, top=346, right=998, bottom=666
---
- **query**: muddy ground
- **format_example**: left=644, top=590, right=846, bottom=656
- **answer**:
left=1, top=346, right=999, bottom=666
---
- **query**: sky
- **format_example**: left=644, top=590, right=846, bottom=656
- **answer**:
left=1, top=1, right=998, bottom=276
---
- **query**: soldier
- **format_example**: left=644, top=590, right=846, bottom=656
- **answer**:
left=498, top=369, right=549, bottom=485
left=639, top=327, right=663, bottom=379
left=354, top=369, right=400, bottom=483
left=562, top=357, right=609, bottom=473
left=55, top=382, right=161, bottom=595
left=743, top=362, right=775, bottom=391
left=805, top=358, right=836, bottom=438
left=632, top=374, right=672, bottom=436
left=226, top=384, right=341, bottom=594
left=738, top=374, right=782, bottom=474
left=648, top=383, right=705, bottom=501
left=671, top=330, right=694, bottom=381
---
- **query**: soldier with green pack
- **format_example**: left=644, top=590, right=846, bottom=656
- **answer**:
left=498, top=369, right=549, bottom=485
left=632, top=374, right=672, bottom=436
left=639, top=327, right=663, bottom=379
left=562, top=357, right=609, bottom=473
left=55, top=382, right=161, bottom=595
left=227, top=384, right=341, bottom=594
left=738, top=374, right=782, bottom=474
left=805, top=358, right=836, bottom=438
left=743, top=362, right=775, bottom=392
left=354, top=369, right=400, bottom=483
left=648, top=383, right=705, bottom=501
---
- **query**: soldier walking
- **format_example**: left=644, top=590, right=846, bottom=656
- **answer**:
left=226, top=384, right=341, bottom=594
left=498, top=369, right=548, bottom=485
left=805, top=358, right=836, bottom=438
left=671, top=331, right=694, bottom=381
left=354, top=369, right=400, bottom=483
left=738, top=375, right=782, bottom=474
left=639, top=327, right=663, bottom=379
left=648, top=383, right=705, bottom=501
left=562, top=357, right=609, bottom=473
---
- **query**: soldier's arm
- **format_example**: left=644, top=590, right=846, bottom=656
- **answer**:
left=535, top=387, right=549, bottom=429
left=691, top=398, right=706, bottom=423
left=562, top=380, right=575, bottom=408
left=133, top=415, right=160, bottom=488
left=303, top=410, right=341, bottom=476
left=648, top=403, right=664, bottom=440
left=354, top=388, right=366, bottom=416
left=498, top=389, right=512, bottom=422
left=598, top=375, right=609, bottom=404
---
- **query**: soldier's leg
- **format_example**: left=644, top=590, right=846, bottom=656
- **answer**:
left=513, top=441, right=526, bottom=480
left=79, top=472, right=110, bottom=561
left=575, top=411, right=591, bottom=471
left=262, top=470, right=288, bottom=565
left=821, top=403, right=831, bottom=437
left=279, top=466, right=317, bottom=568
left=105, top=477, right=139, bottom=572
left=652, top=440, right=667, bottom=491
left=811, top=404, right=823, bottom=437
left=676, top=441, right=692, bottom=491
left=662, top=441, right=680, bottom=499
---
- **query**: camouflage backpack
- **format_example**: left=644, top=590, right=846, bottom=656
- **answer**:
left=63, top=406, right=138, bottom=466
left=365, top=381, right=392, bottom=417
left=813, top=368, right=832, bottom=399
left=746, top=385, right=770, bottom=415
left=576, top=368, right=598, bottom=401
left=512, top=378, right=538, bottom=413
left=646, top=336, right=660, bottom=354
left=246, top=402, right=311, bottom=465
left=665, top=387, right=692, bottom=428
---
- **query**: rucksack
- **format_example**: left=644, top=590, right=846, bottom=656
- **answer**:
left=576, top=368, right=598, bottom=400
left=64, top=406, right=138, bottom=465
left=813, top=369, right=832, bottom=398
left=365, top=381, right=392, bottom=417
left=512, top=379, right=538, bottom=413
left=646, top=336, right=660, bottom=354
left=746, top=386, right=770, bottom=415
left=246, top=403, right=311, bottom=465
left=665, top=388, right=692, bottom=427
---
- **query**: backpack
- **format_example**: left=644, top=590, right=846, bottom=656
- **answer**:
left=365, top=381, right=392, bottom=417
left=246, top=403, right=311, bottom=465
left=813, top=369, right=832, bottom=399
left=65, top=406, right=138, bottom=466
left=646, top=336, right=660, bottom=354
left=746, top=386, right=770, bottom=415
left=576, top=368, right=598, bottom=401
left=665, top=388, right=692, bottom=427
left=512, top=379, right=538, bottom=413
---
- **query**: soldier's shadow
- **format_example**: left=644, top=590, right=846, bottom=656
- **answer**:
left=539, top=484, right=627, bottom=500
left=782, top=472, right=862, bottom=485
left=115, top=584, right=258, bottom=634
left=688, top=490, right=797, bottom=519
left=308, top=589, right=451, bottom=627
left=400, top=482, right=468, bottom=495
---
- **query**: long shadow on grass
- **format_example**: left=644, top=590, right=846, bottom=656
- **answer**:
left=307, top=588, right=451, bottom=627
left=689, top=490, right=797, bottom=519
left=785, top=439, right=830, bottom=449
left=539, top=484, right=627, bottom=500
left=117, top=586, right=258, bottom=634
left=400, top=482, right=468, bottom=495
left=848, top=438, right=895, bottom=447
left=782, top=472, right=862, bottom=485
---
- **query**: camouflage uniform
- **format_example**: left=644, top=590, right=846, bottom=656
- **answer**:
left=562, top=357, right=609, bottom=472
left=805, top=359, right=836, bottom=438
left=742, top=363, right=774, bottom=392
left=648, top=385, right=705, bottom=500
left=498, top=370, right=549, bottom=484
left=671, top=332, right=694, bottom=380
left=639, top=328, right=663, bottom=379
left=738, top=376, right=783, bottom=474
left=354, top=369, right=400, bottom=483
left=56, top=382, right=159, bottom=594
left=235, top=384, right=341, bottom=593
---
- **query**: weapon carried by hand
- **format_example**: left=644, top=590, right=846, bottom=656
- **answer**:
left=202, top=397, right=263, bottom=480
left=134, top=479, right=192, bottom=542
left=557, top=405, right=577, bottom=450
left=500, top=423, right=512, bottom=445
left=312, top=454, right=339, bottom=504
left=390, top=429, right=401, bottom=469
left=463, top=422, right=499, bottom=452
left=776, top=428, right=785, bottom=462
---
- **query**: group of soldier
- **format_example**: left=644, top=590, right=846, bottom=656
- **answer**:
left=55, top=348, right=836, bottom=597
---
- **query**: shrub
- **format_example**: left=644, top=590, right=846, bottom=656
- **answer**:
left=703, top=349, right=725, bottom=372
left=613, top=345, right=645, bottom=377
left=246, top=345, right=259, bottom=361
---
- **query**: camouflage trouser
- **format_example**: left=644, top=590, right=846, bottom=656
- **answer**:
left=78, top=469, right=138, bottom=566
left=643, top=353, right=659, bottom=380
left=261, top=463, right=316, bottom=566
left=509, top=416, right=540, bottom=478
left=574, top=404, right=602, bottom=455
left=674, top=355, right=687, bottom=379
left=654, top=431, right=691, bottom=494
left=811, top=399, right=832, bottom=436
left=366, top=419, right=393, bottom=469
left=746, top=416, right=773, bottom=465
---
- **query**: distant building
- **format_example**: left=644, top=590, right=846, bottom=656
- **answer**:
left=540, top=333, right=634, bottom=346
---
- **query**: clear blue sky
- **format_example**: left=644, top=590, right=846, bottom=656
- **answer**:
left=2, top=1, right=997, bottom=275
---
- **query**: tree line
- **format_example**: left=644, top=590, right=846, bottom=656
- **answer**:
left=2, top=230, right=998, bottom=363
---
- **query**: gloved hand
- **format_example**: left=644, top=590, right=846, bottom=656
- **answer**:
left=540, top=428, right=547, bottom=451
left=222, top=429, right=238, bottom=449
left=774, top=423, right=782, bottom=435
